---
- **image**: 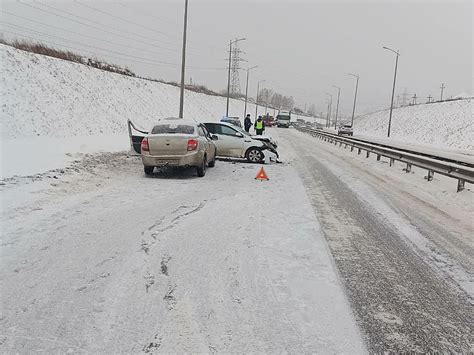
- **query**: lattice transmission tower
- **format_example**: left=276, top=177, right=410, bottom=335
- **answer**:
left=230, top=41, right=245, bottom=95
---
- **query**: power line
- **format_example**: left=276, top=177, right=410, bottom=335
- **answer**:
left=74, top=0, right=177, bottom=39
left=0, top=13, right=178, bottom=59
left=0, top=23, right=181, bottom=66
left=1, top=30, right=180, bottom=69
left=117, top=2, right=176, bottom=25
left=1, top=28, right=226, bottom=71
left=115, top=0, right=226, bottom=54
left=17, top=1, right=181, bottom=52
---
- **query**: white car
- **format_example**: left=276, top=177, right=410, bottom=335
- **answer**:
left=203, top=122, right=278, bottom=163
left=338, top=125, right=354, bottom=136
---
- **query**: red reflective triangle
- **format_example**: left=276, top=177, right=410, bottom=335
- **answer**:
left=255, top=167, right=269, bottom=181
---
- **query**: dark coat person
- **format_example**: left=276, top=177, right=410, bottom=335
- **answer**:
left=244, top=114, right=252, bottom=132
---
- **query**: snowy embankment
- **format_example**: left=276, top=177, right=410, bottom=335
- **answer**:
left=353, top=99, right=473, bottom=151
left=0, top=44, right=271, bottom=178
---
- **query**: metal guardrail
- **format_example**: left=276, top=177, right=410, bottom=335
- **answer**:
left=297, top=127, right=474, bottom=192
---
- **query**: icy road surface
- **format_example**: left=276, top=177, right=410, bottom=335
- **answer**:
left=1, top=127, right=473, bottom=353
left=283, top=128, right=473, bottom=352
left=1, top=150, right=364, bottom=352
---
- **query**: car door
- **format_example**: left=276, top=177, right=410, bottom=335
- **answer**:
left=199, top=124, right=216, bottom=160
left=197, top=125, right=211, bottom=157
left=205, top=123, right=244, bottom=157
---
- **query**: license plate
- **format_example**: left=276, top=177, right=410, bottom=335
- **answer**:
left=155, top=159, right=179, bottom=166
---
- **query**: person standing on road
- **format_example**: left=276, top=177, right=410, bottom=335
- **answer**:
left=255, top=116, right=265, bottom=135
left=244, top=114, right=252, bottom=132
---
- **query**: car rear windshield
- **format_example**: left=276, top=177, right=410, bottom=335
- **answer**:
left=151, top=124, right=195, bottom=134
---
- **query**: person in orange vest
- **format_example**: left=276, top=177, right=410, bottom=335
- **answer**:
left=255, top=116, right=265, bottom=135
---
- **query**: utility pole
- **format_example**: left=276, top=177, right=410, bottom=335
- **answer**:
left=332, top=86, right=341, bottom=129
left=412, top=93, right=417, bottom=105
left=226, top=38, right=245, bottom=117
left=325, top=93, right=332, bottom=128
left=348, top=73, right=359, bottom=127
left=178, top=0, right=188, bottom=118
left=383, top=46, right=400, bottom=138
left=243, top=66, right=258, bottom=119
left=427, top=95, right=433, bottom=103
left=440, top=83, right=445, bottom=101
left=255, top=79, right=265, bottom=119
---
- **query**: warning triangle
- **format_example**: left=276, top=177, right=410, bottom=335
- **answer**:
left=255, top=167, right=269, bottom=181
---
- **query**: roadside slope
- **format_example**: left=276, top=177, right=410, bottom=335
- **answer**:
left=352, top=99, right=473, bottom=150
left=0, top=44, right=268, bottom=140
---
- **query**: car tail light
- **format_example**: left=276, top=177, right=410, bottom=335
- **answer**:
left=187, top=139, right=198, bottom=151
left=141, top=137, right=149, bottom=152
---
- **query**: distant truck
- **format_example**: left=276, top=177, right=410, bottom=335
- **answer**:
left=276, top=110, right=291, bottom=128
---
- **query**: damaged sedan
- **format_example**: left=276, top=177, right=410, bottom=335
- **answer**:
left=203, top=122, right=279, bottom=163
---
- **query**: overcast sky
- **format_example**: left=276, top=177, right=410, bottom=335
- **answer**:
left=1, top=0, right=472, bottom=116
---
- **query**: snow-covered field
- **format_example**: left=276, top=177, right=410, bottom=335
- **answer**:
left=352, top=99, right=473, bottom=150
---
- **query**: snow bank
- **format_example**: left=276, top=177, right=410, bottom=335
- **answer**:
left=353, top=99, right=473, bottom=150
left=0, top=44, right=270, bottom=139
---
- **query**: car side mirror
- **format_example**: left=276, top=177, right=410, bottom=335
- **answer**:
left=235, top=132, right=244, bottom=138
left=211, top=134, right=219, bottom=140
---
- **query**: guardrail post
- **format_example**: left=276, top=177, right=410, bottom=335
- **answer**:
left=457, top=179, right=465, bottom=192
left=366, top=151, right=370, bottom=158
left=390, top=158, right=395, bottom=167
left=358, top=148, right=362, bottom=155
left=376, top=154, right=381, bottom=161
left=403, top=163, right=412, bottom=173
left=425, top=170, right=434, bottom=181
left=334, top=141, right=338, bottom=146
left=339, top=142, right=343, bottom=147
left=351, top=146, right=354, bottom=152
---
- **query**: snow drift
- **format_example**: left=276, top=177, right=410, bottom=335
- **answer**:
left=353, top=99, right=473, bottom=150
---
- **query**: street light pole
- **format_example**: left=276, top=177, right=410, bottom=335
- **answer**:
left=348, top=73, right=359, bottom=127
left=243, top=66, right=258, bottom=119
left=383, top=46, right=400, bottom=138
left=325, top=92, right=332, bottom=128
left=332, top=85, right=341, bottom=129
left=178, top=0, right=188, bottom=118
left=226, top=37, right=246, bottom=117
left=255, top=79, right=265, bottom=119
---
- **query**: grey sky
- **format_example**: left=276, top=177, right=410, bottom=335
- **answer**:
left=1, top=0, right=472, bottom=116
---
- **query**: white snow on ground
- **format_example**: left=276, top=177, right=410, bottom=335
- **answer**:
left=0, top=150, right=366, bottom=353
left=350, top=99, right=474, bottom=150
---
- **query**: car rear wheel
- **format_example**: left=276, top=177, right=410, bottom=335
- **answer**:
left=246, top=147, right=264, bottom=163
left=144, top=166, right=154, bottom=175
left=208, top=150, right=216, bottom=167
left=197, top=156, right=207, bottom=177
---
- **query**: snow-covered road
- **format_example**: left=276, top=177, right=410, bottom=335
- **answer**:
left=0, top=145, right=364, bottom=352
left=282, top=128, right=473, bottom=352
left=1, top=127, right=472, bottom=353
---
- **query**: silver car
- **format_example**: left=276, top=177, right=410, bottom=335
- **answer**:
left=141, top=118, right=217, bottom=177
left=203, top=122, right=279, bottom=163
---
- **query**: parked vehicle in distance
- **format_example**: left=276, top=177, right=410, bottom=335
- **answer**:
left=338, top=124, right=354, bottom=136
left=141, top=118, right=217, bottom=177
left=220, top=116, right=242, bottom=128
left=262, top=114, right=275, bottom=127
left=203, top=122, right=278, bottom=163
left=276, top=110, right=291, bottom=128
